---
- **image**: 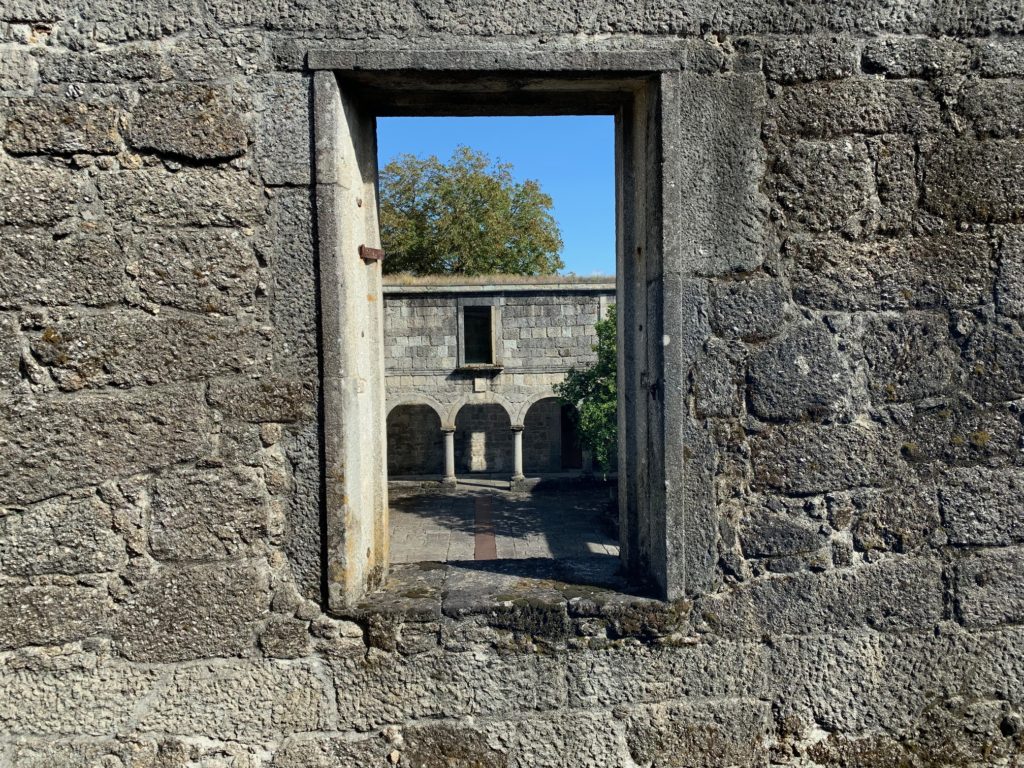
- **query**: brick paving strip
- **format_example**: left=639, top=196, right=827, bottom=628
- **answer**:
left=474, top=495, right=497, bottom=560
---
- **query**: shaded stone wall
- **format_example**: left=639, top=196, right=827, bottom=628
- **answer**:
left=2, top=3, right=1024, bottom=765
left=386, top=404, right=444, bottom=476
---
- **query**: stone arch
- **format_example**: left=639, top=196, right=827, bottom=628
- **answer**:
left=453, top=401, right=513, bottom=474
left=386, top=394, right=446, bottom=424
left=444, top=394, right=515, bottom=430
left=515, top=390, right=559, bottom=426
left=523, top=396, right=583, bottom=473
left=386, top=403, right=444, bottom=477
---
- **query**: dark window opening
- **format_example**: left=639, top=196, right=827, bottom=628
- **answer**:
left=463, top=306, right=493, bottom=365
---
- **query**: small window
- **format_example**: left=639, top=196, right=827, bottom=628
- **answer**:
left=463, top=306, right=494, bottom=365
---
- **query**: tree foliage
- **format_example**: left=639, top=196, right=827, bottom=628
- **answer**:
left=379, top=146, right=564, bottom=276
left=555, top=305, right=617, bottom=472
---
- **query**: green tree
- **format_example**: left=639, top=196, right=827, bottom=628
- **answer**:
left=555, top=305, right=617, bottom=472
left=379, top=146, right=564, bottom=275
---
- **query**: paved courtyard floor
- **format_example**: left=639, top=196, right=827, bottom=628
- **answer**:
left=388, top=479, right=619, bottom=564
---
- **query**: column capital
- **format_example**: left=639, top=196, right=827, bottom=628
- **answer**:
left=440, top=426, right=456, bottom=434
left=510, top=424, right=525, bottom=432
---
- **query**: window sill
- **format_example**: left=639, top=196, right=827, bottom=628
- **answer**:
left=335, top=560, right=691, bottom=651
left=455, top=364, right=504, bottom=374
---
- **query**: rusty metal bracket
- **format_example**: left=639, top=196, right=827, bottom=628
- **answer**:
left=359, top=245, right=385, bottom=262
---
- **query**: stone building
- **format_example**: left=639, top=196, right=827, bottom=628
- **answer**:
left=383, top=276, right=614, bottom=482
left=3, top=2, right=1024, bottom=766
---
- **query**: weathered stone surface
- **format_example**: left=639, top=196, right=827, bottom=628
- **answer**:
left=975, top=38, right=1024, bottom=77
left=333, top=649, right=566, bottom=730
left=692, top=338, right=743, bottom=418
left=965, top=317, right=1024, bottom=402
left=752, top=422, right=895, bottom=494
left=0, top=157, right=80, bottom=226
left=759, top=35, right=858, bottom=83
left=207, top=376, right=314, bottom=423
left=128, top=230, right=259, bottom=314
left=956, top=547, right=1024, bottom=628
left=925, top=139, right=1024, bottom=222
left=748, top=320, right=852, bottom=420
left=97, top=169, right=265, bottom=227
left=0, top=492, right=125, bottom=575
left=738, top=496, right=830, bottom=560
left=996, top=226, right=1024, bottom=319
left=900, top=399, right=1023, bottom=466
left=862, top=311, right=961, bottom=403
left=678, top=73, right=770, bottom=275
left=623, top=699, right=771, bottom=768
left=771, top=139, right=876, bottom=234
left=0, top=314, right=21, bottom=398
left=0, top=47, right=38, bottom=93
left=0, top=655, right=160, bottom=736
left=0, top=387, right=213, bottom=505
left=115, top=561, right=269, bottom=661
left=2, top=738, right=160, bottom=767
left=869, top=133, right=918, bottom=233
left=256, top=73, right=312, bottom=186
left=39, top=46, right=168, bottom=83
left=838, top=482, right=940, bottom=553
left=29, top=311, right=268, bottom=391
left=788, top=232, right=994, bottom=311
left=862, top=37, right=970, bottom=77
left=709, top=276, right=788, bottom=341
left=699, top=557, right=944, bottom=636
left=273, top=733, right=394, bottom=768
left=770, top=79, right=942, bottom=137
left=138, top=660, right=332, bottom=740
left=0, top=585, right=110, bottom=650
left=129, top=83, right=247, bottom=160
left=0, top=232, right=126, bottom=309
left=3, top=97, right=121, bottom=155
left=962, top=79, right=1024, bottom=139
left=149, top=466, right=268, bottom=561
left=940, top=466, right=1024, bottom=546
left=259, top=616, right=311, bottom=658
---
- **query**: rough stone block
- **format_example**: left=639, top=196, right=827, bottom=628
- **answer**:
left=862, top=311, right=961, bottom=403
left=0, top=157, right=80, bottom=226
left=273, top=733, right=394, bottom=768
left=901, top=399, right=1022, bottom=466
left=925, top=139, right=1024, bottom=223
left=940, top=466, right=1024, bottom=546
left=787, top=233, right=994, bottom=311
left=332, top=649, right=566, bottom=730
left=129, top=83, right=247, bottom=160
left=3, top=96, right=121, bottom=155
left=0, top=314, right=21, bottom=398
left=97, top=169, right=265, bottom=227
left=0, top=387, right=213, bottom=505
left=840, top=481, right=941, bottom=553
left=255, top=73, right=312, bottom=186
left=869, top=134, right=917, bottom=233
left=29, top=311, right=267, bottom=391
left=149, top=466, right=268, bottom=561
left=862, top=37, right=970, bottom=77
left=0, top=232, right=126, bottom=309
left=770, top=79, right=942, bottom=137
left=699, top=556, right=944, bottom=636
left=678, top=73, right=771, bottom=275
left=0, top=492, right=125, bottom=575
left=738, top=496, right=830, bottom=559
left=115, top=561, right=269, bottom=661
left=623, top=699, right=772, bottom=768
left=259, top=616, right=312, bottom=658
left=965, top=317, right=1024, bottom=402
left=39, top=45, right=169, bottom=83
left=0, top=585, right=110, bottom=650
left=207, top=376, right=314, bottom=423
left=709, top=276, right=788, bottom=341
left=2, top=739, right=161, bottom=767
left=0, top=46, right=38, bottom=93
left=748, top=320, right=852, bottom=420
left=996, top=226, right=1024, bottom=319
left=0, top=656, right=160, bottom=736
left=975, top=39, right=1024, bottom=77
left=962, top=79, right=1024, bottom=138
left=692, top=338, right=743, bottom=418
left=752, top=422, right=895, bottom=494
left=759, top=35, right=858, bottom=83
left=138, top=660, right=332, bottom=740
left=128, top=229, right=258, bottom=314
left=771, top=139, right=876, bottom=235
left=956, top=547, right=1024, bottom=628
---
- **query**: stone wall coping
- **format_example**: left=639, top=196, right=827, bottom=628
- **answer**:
left=383, top=280, right=616, bottom=295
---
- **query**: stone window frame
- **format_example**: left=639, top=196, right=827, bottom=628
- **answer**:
left=309, top=48, right=715, bottom=610
left=456, top=296, right=503, bottom=369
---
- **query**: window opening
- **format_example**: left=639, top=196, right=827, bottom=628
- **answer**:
left=462, top=306, right=494, bottom=365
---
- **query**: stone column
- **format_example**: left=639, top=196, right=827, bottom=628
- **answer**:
left=442, top=427, right=456, bottom=486
left=511, top=425, right=525, bottom=486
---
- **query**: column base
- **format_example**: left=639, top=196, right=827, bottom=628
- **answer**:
left=510, top=474, right=526, bottom=491
left=442, top=476, right=458, bottom=488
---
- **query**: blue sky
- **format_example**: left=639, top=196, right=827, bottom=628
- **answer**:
left=376, top=116, right=616, bottom=276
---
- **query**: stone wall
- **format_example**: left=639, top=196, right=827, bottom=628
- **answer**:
left=2, top=3, right=1024, bottom=765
